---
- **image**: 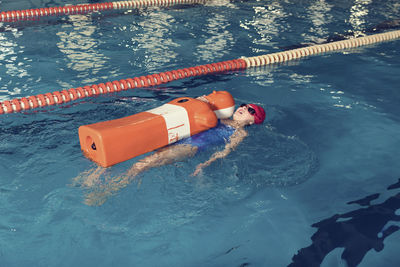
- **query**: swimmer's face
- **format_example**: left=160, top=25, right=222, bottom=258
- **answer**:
left=232, top=104, right=255, bottom=125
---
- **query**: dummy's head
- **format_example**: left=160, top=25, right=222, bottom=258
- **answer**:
left=233, top=103, right=266, bottom=125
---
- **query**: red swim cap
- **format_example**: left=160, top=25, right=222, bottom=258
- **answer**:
left=248, top=104, right=266, bottom=124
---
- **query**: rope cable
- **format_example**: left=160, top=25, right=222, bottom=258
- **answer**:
left=0, top=30, right=399, bottom=114
left=0, top=0, right=207, bottom=22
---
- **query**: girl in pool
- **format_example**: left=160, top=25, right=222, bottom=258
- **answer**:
left=75, top=96, right=266, bottom=205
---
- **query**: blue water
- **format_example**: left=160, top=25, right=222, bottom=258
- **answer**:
left=1, top=0, right=400, bottom=266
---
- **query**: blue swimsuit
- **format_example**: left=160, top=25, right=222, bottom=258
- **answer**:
left=175, top=122, right=235, bottom=151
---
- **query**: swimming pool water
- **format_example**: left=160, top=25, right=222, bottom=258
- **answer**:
left=1, top=0, right=400, bottom=266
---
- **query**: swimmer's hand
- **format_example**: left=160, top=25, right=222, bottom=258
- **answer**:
left=192, top=163, right=207, bottom=176
left=196, top=95, right=209, bottom=103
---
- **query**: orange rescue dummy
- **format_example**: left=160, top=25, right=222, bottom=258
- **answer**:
left=78, top=91, right=235, bottom=167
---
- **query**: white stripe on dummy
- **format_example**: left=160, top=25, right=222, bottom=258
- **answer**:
left=148, top=103, right=191, bottom=144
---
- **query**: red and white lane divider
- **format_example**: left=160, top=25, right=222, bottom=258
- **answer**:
left=0, top=30, right=399, bottom=115
left=0, top=59, right=246, bottom=114
left=0, top=0, right=206, bottom=22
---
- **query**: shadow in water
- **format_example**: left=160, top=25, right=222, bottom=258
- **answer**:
left=288, top=177, right=400, bottom=267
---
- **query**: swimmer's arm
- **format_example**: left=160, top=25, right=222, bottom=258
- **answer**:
left=192, top=129, right=248, bottom=176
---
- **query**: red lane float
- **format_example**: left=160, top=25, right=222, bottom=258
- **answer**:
left=2, top=30, right=399, bottom=115
left=78, top=90, right=235, bottom=167
left=0, top=59, right=245, bottom=114
left=0, top=0, right=206, bottom=22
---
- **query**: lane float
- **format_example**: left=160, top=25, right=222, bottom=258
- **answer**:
left=0, top=0, right=206, bottom=22
left=0, top=30, right=399, bottom=115
left=78, top=90, right=234, bottom=167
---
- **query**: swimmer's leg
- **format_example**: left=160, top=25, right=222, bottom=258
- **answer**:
left=84, top=144, right=198, bottom=206
left=127, top=144, right=198, bottom=177
left=71, top=166, right=106, bottom=188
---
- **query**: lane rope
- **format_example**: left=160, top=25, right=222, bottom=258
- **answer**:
left=0, top=0, right=207, bottom=22
left=0, top=30, right=399, bottom=114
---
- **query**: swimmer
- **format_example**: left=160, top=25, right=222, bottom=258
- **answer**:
left=75, top=96, right=266, bottom=205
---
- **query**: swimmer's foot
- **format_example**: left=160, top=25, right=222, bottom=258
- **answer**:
left=71, top=166, right=105, bottom=188
left=83, top=175, right=135, bottom=206
left=84, top=190, right=112, bottom=206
